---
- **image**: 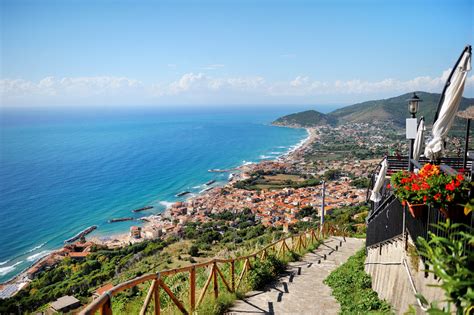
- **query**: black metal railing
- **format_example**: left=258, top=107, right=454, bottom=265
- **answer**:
left=386, top=156, right=472, bottom=176
left=404, top=205, right=473, bottom=249
left=366, top=156, right=473, bottom=249
left=366, top=196, right=404, bottom=247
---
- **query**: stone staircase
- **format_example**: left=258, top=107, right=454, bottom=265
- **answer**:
left=227, top=237, right=365, bottom=315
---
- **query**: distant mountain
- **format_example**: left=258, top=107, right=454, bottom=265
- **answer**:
left=273, top=92, right=474, bottom=129
left=330, top=92, right=474, bottom=127
left=272, top=110, right=337, bottom=127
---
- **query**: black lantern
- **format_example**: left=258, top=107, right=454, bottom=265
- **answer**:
left=408, top=92, right=422, bottom=117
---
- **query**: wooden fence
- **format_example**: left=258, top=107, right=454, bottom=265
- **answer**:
left=80, top=224, right=346, bottom=315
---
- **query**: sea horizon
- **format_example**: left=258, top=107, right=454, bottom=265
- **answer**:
left=0, top=105, right=328, bottom=283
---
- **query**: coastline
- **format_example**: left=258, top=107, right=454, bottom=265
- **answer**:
left=91, top=125, right=317, bottom=242
left=89, top=126, right=315, bottom=244
left=0, top=124, right=314, bottom=296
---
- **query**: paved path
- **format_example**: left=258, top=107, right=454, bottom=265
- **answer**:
left=227, top=237, right=365, bottom=315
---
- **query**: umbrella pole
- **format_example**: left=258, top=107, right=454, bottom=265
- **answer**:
left=463, top=118, right=471, bottom=170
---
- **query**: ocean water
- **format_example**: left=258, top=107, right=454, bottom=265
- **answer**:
left=0, top=106, right=310, bottom=282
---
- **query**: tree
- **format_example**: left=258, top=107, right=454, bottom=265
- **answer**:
left=188, top=245, right=199, bottom=257
left=323, top=169, right=340, bottom=181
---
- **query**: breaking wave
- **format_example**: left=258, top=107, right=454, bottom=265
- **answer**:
left=0, top=261, right=22, bottom=276
left=26, top=242, right=46, bottom=253
left=26, top=250, right=52, bottom=262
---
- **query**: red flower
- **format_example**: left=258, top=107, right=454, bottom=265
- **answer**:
left=404, top=185, right=410, bottom=191
left=434, top=193, right=441, bottom=201
left=386, top=183, right=391, bottom=189
left=456, top=174, right=464, bottom=181
left=454, top=180, right=460, bottom=188
left=412, top=183, right=420, bottom=191
left=423, top=195, right=428, bottom=202
left=446, top=181, right=455, bottom=191
left=401, top=178, right=410, bottom=184
left=421, top=182, right=430, bottom=190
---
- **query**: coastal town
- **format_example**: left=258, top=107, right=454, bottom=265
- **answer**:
left=0, top=122, right=391, bottom=301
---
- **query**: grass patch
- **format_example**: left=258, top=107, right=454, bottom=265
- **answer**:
left=324, top=249, right=392, bottom=314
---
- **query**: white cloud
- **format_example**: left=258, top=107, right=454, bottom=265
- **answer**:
left=161, top=73, right=265, bottom=95
left=1, top=70, right=473, bottom=107
left=273, top=69, right=474, bottom=97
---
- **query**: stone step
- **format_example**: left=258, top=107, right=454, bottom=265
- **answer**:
left=226, top=237, right=365, bottom=315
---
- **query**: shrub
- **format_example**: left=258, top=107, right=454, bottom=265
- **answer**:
left=248, top=255, right=287, bottom=290
left=416, top=220, right=474, bottom=313
left=324, top=249, right=391, bottom=314
left=188, top=245, right=199, bottom=257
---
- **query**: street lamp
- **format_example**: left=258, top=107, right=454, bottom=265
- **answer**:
left=408, top=92, right=422, bottom=118
left=407, top=92, right=422, bottom=170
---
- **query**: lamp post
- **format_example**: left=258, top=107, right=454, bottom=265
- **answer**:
left=407, top=92, right=422, bottom=171
left=320, top=180, right=325, bottom=232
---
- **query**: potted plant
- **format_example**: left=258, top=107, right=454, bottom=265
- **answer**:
left=390, top=164, right=471, bottom=219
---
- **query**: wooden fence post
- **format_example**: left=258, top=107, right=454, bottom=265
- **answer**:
left=154, top=278, right=160, bottom=315
left=190, top=267, right=196, bottom=313
left=100, top=296, right=113, bottom=315
left=213, top=262, right=218, bottom=299
left=231, top=260, right=235, bottom=293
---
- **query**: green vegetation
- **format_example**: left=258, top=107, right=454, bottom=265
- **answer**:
left=329, top=91, right=473, bottom=130
left=289, top=204, right=368, bottom=236
left=273, top=92, right=473, bottom=129
left=325, top=204, right=369, bottom=237
left=324, top=248, right=392, bottom=314
left=184, top=208, right=272, bottom=250
left=351, top=177, right=370, bottom=189
left=0, top=238, right=170, bottom=313
left=272, top=109, right=337, bottom=127
left=415, top=221, right=474, bottom=314
left=111, top=230, right=320, bottom=315
left=248, top=255, right=287, bottom=290
left=233, top=171, right=321, bottom=190
left=0, top=199, right=367, bottom=314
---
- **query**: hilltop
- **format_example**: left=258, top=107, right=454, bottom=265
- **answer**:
left=273, top=92, right=474, bottom=128
left=272, top=110, right=337, bottom=127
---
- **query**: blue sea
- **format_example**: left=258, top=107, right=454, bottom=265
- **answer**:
left=0, top=105, right=334, bottom=282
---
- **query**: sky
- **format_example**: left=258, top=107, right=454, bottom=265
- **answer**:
left=0, top=0, right=473, bottom=107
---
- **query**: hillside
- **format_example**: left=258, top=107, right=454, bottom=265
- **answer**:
left=273, top=92, right=474, bottom=129
left=330, top=92, right=474, bottom=127
left=272, top=110, right=337, bottom=127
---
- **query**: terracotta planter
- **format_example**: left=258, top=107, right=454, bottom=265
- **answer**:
left=407, top=202, right=426, bottom=218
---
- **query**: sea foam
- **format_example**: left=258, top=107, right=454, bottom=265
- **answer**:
left=159, top=201, right=174, bottom=209
left=26, top=242, right=46, bottom=253
left=0, top=261, right=22, bottom=276
left=26, top=250, right=51, bottom=262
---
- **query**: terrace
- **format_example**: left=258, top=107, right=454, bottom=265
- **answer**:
left=364, top=46, right=473, bottom=311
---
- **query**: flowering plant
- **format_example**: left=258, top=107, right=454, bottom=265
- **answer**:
left=390, top=164, right=470, bottom=210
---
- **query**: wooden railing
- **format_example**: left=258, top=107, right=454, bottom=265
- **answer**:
left=80, top=224, right=346, bottom=315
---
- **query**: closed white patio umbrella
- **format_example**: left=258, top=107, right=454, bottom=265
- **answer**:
left=425, top=45, right=472, bottom=160
left=370, top=158, right=387, bottom=203
left=413, top=118, right=425, bottom=161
